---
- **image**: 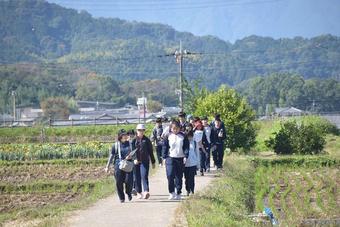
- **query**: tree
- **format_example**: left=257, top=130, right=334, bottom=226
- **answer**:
left=40, top=97, right=70, bottom=120
left=76, top=73, right=120, bottom=102
left=147, top=99, right=163, bottom=113
left=195, top=85, right=257, bottom=152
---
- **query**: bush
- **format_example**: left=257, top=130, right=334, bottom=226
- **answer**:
left=301, top=116, right=339, bottom=135
left=265, top=121, right=326, bottom=155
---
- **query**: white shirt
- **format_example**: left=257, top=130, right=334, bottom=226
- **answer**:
left=185, top=140, right=199, bottom=167
left=193, top=130, right=203, bottom=143
left=168, top=133, right=185, bottom=158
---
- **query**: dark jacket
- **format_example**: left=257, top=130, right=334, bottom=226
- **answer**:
left=162, top=131, right=189, bottom=159
left=211, top=125, right=227, bottom=145
left=132, top=136, right=156, bottom=164
left=150, top=125, right=164, bottom=146
left=179, top=121, right=189, bottom=133
left=106, top=141, right=134, bottom=168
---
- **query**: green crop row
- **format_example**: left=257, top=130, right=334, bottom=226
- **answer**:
left=251, top=156, right=340, bottom=168
left=0, top=124, right=153, bottom=137
left=0, top=142, right=111, bottom=161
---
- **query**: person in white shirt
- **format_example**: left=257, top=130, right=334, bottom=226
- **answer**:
left=162, top=120, right=189, bottom=200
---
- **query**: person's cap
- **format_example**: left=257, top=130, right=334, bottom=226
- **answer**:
left=118, top=129, right=128, bottom=137
left=186, top=114, right=193, bottom=121
left=178, top=111, right=186, bottom=117
left=156, top=117, right=162, bottom=123
left=136, top=124, right=146, bottom=130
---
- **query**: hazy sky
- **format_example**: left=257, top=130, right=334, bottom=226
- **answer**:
left=48, top=0, right=340, bottom=42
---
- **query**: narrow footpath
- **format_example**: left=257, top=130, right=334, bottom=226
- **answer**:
left=65, top=166, right=216, bottom=227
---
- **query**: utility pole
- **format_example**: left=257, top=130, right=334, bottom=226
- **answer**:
left=175, top=41, right=184, bottom=112
left=11, top=91, right=16, bottom=120
left=143, top=92, right=146, bottom=123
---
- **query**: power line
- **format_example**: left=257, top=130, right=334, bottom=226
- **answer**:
left=1, top=58, right=339, bottom=75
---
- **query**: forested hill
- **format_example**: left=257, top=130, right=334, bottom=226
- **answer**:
left=1, top=0, right=340, bottom=88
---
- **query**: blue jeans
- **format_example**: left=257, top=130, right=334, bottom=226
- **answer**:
left=114, top=166, right=133, bottom=201
left=165, top=157, right=184, bottom=195
left=134, top=162, right=150, bottom=193
left=184, top=166, right=196, bottom=193
left=156, top=144, right=163, bottom=164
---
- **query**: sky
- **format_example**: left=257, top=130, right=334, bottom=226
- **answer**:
left=48, top=0, right=340, bottom=42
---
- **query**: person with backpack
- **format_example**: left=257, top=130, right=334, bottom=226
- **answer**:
left=132, top=124, right=156, bottom=199
left=162, top=120, right=189, bottom=200
left=211, top=115, right=227, bottom=169
left=184, top=129, right=199, bottom=196
left=150, top=117, right=164, bottom=167
left=105, top=129, right=135, bottom=203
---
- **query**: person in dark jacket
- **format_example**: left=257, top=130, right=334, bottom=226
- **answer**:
left=202, top=116, right=213, bottom=172
left=162, top=120, right=189, bottom=200
left=178, top=111, right=189, bottom=133
left=150, top=117, right=164, bottom=166
left=211, top=116, right=227, bottom=169
left=132, top=124, right=156, bottom=199
left=105, top=129, right=134, bottom=203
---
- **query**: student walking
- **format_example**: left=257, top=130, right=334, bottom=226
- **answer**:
left=162, top=120, right=189, bottom=200
left=184, top=130, right=199, bottom=196
left=202, top=116, right=212, bottom=172
left=193, top=119, right=208, bottom=175
left=105, top=129, right=134, bottom=203
left=150, top=117, right=164, bottom=167
left=178, top=111, right=189, bottom=133
left=211, top=116, right=227, bottom=169
left=127, top=129, right=138, bottom=196
left=132, top=124, right=156, bottom=199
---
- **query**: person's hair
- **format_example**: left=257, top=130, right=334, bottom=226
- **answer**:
left=127, top=129, right=135, bottom=136
left=171, top=120, right=181, bottom=129
left=187, top=130, right=194, bottom=138
left=193, top=116, right=200, bottom=122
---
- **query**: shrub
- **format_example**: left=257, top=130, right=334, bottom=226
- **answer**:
left=265, top=121, right=326, bottom=155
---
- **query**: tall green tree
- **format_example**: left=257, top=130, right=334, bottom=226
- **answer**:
left=195, top=85, right=257, bottom=152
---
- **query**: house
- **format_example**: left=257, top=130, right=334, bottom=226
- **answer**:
left=18, top=108, right=43, bottom=121
left=274, top=107, right=305, bottom=117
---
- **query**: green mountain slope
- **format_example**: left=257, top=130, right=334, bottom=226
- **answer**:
left=1, top=0, right=340, bottom=88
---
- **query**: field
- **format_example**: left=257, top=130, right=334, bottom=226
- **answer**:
left=0, top=124, right=151, bottom=226
left=0, top=159, right=114, bottom=226
left=1, top=119, right=339, bottom=226
left=183, top=156, right=340, bottom=226
left=183, top=117, right=340, bottom=226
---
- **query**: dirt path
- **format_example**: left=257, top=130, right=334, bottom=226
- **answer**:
left=65, top=167, right=217, bottom=227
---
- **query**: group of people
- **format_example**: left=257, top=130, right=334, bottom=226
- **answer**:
left=105, top=112, right=227, bottom=203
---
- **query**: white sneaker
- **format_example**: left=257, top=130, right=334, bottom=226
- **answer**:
left=176, top=194, right=182, bottom=200
left=168, top=192, right=176, bottom=200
